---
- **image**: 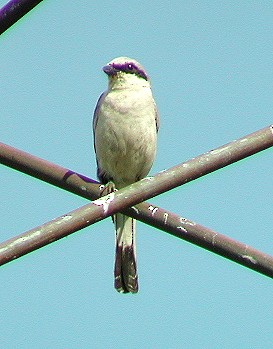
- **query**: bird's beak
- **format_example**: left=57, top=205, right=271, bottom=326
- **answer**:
left=103, top=64, right=118, bottom=76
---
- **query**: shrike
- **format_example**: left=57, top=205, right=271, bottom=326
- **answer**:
left=93, top=57, right=159, bottom=293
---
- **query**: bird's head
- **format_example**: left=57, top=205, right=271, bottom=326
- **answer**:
left=103, top=57, right=150, bottom=89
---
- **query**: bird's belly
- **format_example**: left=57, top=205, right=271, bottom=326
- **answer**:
left=95, top=112, right=157, bottom=188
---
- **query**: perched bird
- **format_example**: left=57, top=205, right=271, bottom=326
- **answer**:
left=93, top=57, right=159, bottom=293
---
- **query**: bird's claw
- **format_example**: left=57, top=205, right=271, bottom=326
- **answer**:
left=100, top=181, right=117, bottom=197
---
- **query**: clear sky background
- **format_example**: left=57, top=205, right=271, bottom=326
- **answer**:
left=1, top=1, right=273, bottom=348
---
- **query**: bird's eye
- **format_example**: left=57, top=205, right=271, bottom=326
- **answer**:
left=127, top=64, right=133, bottom=70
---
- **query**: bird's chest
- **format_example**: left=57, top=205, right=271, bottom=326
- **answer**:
left=94, top=89, right=157, bottom=185
left=97, top=90, right=156, bottom=153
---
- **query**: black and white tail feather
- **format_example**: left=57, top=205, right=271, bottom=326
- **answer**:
left=114, top=213, right=138, bottom=293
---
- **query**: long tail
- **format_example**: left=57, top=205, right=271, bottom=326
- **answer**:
left=114, top=213, right=138, bottom=293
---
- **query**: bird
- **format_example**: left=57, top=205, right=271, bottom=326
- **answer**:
left=93, top=57, right=159, bottom=293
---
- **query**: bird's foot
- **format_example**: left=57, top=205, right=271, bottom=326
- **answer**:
left=100, top=181, right=117, bottom=197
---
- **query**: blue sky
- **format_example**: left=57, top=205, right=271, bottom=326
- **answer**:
left=1, top=1, right=273, bottom=348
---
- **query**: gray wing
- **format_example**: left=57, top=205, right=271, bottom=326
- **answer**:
left=93, top=91, right=112, bottom=183
left=154, top=102, right=160, bottom=133
left=93, top=92, right=106, bottom=133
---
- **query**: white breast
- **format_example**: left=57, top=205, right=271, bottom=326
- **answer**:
left=94, top=85, right=158, bottom=188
